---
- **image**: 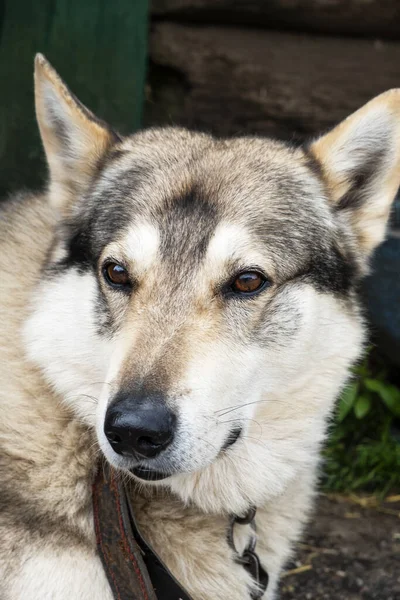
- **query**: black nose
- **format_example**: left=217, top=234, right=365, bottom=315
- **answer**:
left=104, top=393, right=176, bottom=459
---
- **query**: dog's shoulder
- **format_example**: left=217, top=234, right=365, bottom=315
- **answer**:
left=0, top=192, right=54, bottom=325
left=0, top=191, right=54, bottom=260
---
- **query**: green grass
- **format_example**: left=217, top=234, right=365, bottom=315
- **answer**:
left=322, top=407, right=400, bottom=495
left=322, top=350, right=400, bottom=496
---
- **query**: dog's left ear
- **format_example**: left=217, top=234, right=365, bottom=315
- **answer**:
left=310, top=90, right=400, bottom=256
left=35, top=53, right=118, bottom=213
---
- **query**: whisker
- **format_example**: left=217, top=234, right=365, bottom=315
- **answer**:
left=194, top=435, right=221, bottom=455
left=240, top=435, right=270, bottom=450
left=222, top=448, right=255, bottom=468
left=63, top=393, right=99, bottom=404
left=215, top=398, right=269, bottom=417
left=218, top=417, right=263, bottom=435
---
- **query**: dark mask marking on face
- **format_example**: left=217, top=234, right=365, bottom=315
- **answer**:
left=303, top=243, right=359, bottom=295
left=157, top=184, right=218, bottom=273
left=49, top=164, right=152, bottom=276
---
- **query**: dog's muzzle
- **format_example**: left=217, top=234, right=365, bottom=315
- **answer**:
left=104, top=392, right=244, bottom=482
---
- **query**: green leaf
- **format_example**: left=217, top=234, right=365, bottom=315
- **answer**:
left=364, top=379, right=400, bottom=417
left=364, top=378, right=386, bottom=393
left=352, top=363, right=368, bottom=378
left=337, top=382, right=359, bottom=422
left=354, top=394, right=372, bottom=419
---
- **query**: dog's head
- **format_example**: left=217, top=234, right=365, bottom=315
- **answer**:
left=25, top=56, right=400, bottom=513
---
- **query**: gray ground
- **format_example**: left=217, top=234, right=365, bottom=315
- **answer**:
left=280, top=495, right=400, bottom=600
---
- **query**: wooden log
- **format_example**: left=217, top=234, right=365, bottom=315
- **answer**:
left=0, top=0, right=148, bottom=198
left=151, top=0, right=400, bottom=39
left=148, top=22, right=400, bottom=139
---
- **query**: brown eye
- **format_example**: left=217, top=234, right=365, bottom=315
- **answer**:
left=231, top=271, right=268, bottom=295
left=103, top=262, right=131, bottom=288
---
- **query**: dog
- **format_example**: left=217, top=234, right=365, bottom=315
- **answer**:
left=0, top=53, right=399, bottom=600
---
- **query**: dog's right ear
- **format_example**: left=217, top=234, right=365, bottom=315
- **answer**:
left=35, top=54, right=118, bottom=213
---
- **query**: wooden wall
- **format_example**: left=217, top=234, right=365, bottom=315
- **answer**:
left=147, top=1, right=400, bottom=140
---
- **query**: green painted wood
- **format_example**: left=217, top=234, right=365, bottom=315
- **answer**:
left=0, top=0, right=148, bottom=197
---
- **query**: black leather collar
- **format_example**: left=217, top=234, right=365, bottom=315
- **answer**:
left=93, top=464, right=268, bottom=599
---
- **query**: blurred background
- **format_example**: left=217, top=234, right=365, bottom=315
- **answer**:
left=0, top=1, right=399, bottom=597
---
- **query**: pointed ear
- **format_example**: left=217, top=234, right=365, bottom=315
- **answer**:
left=34, top=53, right=119, bottom=212
left=310, top=90, right=400, bottom=256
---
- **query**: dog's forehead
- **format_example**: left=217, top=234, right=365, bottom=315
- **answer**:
left=89, top=129, right=333, bottom=279
left=96, top=129, right=327, bottom=228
